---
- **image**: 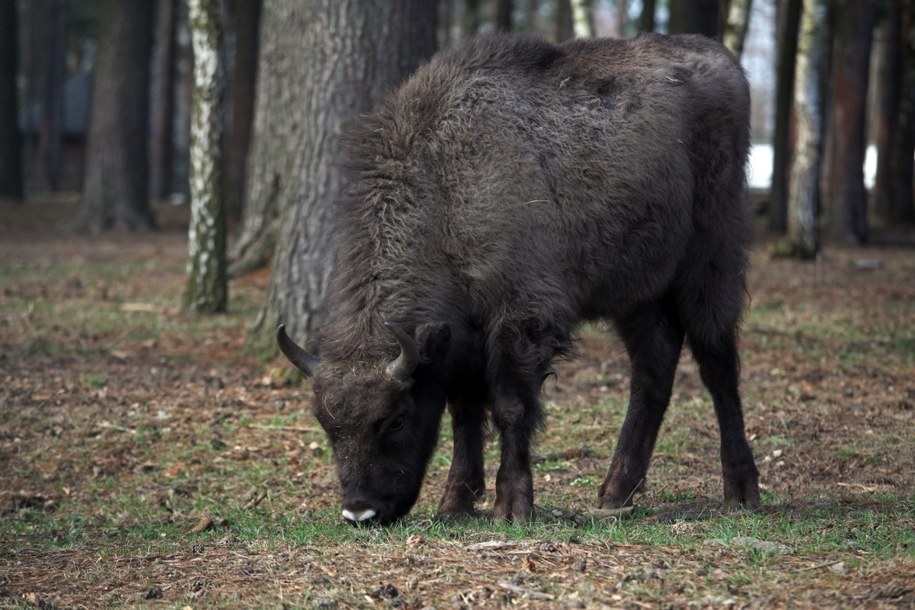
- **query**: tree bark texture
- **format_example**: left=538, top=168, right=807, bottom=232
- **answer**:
left=151, top=0, right=178, bottom=200
left=668, top=0, right=722, bottom=38
left=250, top=0, right=439, bottom=348
left=723, top=0, right=753, bottom=59
left=770, top=0, right=802, bottom=233
left=874, top=1, right=902, bottom=221
left=224, top=0, right=261, bottom=222
left=184, top=0, right=227, bottom=313
left=821, top=0, right=874, bottom=244
left=77, top=0, right=155, bottom=232
left=787, top=0, right=828, bottom=258
left=0, top=0, right=23, bottom=199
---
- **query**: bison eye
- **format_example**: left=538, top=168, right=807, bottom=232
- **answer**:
left=388, top=413, right=406, bottom=433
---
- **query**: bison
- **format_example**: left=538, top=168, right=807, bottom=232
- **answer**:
left=277, top=33, right=761, bottom=525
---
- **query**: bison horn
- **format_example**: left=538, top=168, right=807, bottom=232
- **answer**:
left=276, top=324, right=319, bottom=377
left=384, top=321, right=420, bottom=382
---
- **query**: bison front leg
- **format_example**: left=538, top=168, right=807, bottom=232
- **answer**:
left=490, top=393, right=539, bottom=524
left=437, top=399, right=486, bottom=518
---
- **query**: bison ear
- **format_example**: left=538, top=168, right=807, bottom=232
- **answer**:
left=415, top=322, right=451, bottom=364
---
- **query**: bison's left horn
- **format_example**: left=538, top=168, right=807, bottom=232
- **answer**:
left=276, top=324, right=319, bottom=377
left=384, top=321, right=420, bottom=382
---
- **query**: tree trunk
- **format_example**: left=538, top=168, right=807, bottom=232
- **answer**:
left=150, top=0, right=178, bottom=200
left=556, top=0, right=575, bottom=41
left=224, top=0, right=261, bottom=222
left=464, top=0, right=482, bottom=37
left=770, top=0, right=802, bottom=233
left=184, top=0, right=227, bottom=313
left=496, top=0, right=513, bottom=31
left=0, top=0, right=23, bottom=199
left=37, top=0, right=65, bottom=192
left=571, top=0, right=594, bottom=38
left=617, top=0, right=630, bottom=37
left=821, top=0, right=875, bottom=244
left=786, top=0, right=829, bottom=258
left=76, top=0, right=155, bottom=232
left=638, top=0, right=656, bottom=32
left=668, top=0, right=722, bottom=38
left=248, top=0, right=439, bottom=348
left=874, top=1, right=901, bottom=221
left=887, top=0, right=915, bottom=224
left=723, top=0, right=753, bottom=59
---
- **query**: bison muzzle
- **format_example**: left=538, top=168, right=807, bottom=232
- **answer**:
left=278, top=33, right=761, bottom=525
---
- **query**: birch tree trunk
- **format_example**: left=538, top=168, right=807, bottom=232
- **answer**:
left=76, top=0, right=155, bottom=232
left=250, top=0, right=439, bottom=349
left=571, top=0, right=595, bottom=39
left=184, top=0, right=227, bottom=313
left=723, top=0, right=753, bottom=59
left=786, top=0, right=828, bottom=258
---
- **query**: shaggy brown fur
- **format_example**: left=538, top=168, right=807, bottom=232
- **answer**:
left=281, top=33, right=760, bottom=524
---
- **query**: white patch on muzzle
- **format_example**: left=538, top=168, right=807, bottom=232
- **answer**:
left=342, top=508, right=377, bottom=522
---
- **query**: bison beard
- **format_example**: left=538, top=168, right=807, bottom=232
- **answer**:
left=278, top=33, right=761, bottom=525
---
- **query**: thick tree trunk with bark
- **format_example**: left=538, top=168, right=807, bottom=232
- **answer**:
left=874, top=2, right=902, bottom=221
left=821, top=0, right=875, bottom=244
left=151, top=0, right=178, bottom=200
left=787, top=0, right=829, bottom=258
left=770, top=0, right=802, bottom=233
left=184, top=0, right=227, bottom=313
left=556, top=0, right=574, bottom=41
left=668, top=0, right=722, bottom=38
left=224, top=0, right=261, bottom=222
left=723, top=0, right=753, bottom=59
left=249, top=0, right=439, bottom=348
left=76, top=0, right=155, bottom=232
left=37, top=0, right=66, bottom=192
left=0, top=0, right=23, bottom=199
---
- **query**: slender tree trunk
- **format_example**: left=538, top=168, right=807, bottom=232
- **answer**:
left=0, top=0, right=23, bottom=199
left=770, top=0, right=802, bottom=233
left=617, top=0, right=630, bottom=37
left=224, top=0, right=261, bottom=222
left=37, top=0, right=65, bottom=192
left=874, top=1, right=902, bottom=221
left=556, top=0, right=575, bottom=41
left=184, top=0, right=227, bottom=313
left=821, top=0, right=875, bottom=244
left=638, top=0, right=656, bottom=32
left=571, top=0, right=595, bottom=38
left=887, top=0, right=915, bottom=224
left=787, top=0, right=829, bottom=258
left=151, top=0, right=178, bottom=200
left=668, top=0, right=721, bottom=38
left=249, top=0, right=439, bottom=348
left=76, top=0, right=155, bottom=232
left=464, top=0, right=482, bottom=37
left=723, top=0, right=753, bottom=59
left=496, top=0, right=513, bottom=31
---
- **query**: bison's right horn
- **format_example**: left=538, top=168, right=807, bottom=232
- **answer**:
left=384, top=321, right=420, bottom=382
left=276, top=324, right=319, bottom=377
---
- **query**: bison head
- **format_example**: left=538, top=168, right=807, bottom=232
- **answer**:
left=277, top=322, right=450, bottom=525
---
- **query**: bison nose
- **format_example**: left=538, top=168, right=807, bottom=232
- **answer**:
left=342, top=500, right=377, bottom=524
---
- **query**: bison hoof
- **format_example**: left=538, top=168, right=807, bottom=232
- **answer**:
left=492, top=492, right=534, bottom=524
left=597, top=479, right=642, bottom=509
left=723, top=467, right=761, bottom=510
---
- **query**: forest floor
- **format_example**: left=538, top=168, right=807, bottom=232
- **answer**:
left=0, top=197, right=913, bottom=609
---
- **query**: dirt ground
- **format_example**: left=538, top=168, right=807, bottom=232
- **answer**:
left=0, top=199, right=913, bottom=609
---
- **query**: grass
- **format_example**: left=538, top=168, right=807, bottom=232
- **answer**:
left=1, top=217, right=914, bottom=608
